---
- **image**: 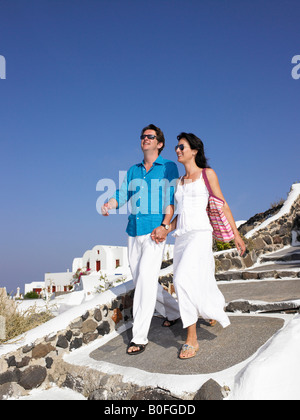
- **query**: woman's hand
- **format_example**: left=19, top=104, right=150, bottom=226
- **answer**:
left=234, top=233, right=246, bottom=257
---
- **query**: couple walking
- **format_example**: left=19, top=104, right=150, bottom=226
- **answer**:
left=101, top=124, right=246, bottom=360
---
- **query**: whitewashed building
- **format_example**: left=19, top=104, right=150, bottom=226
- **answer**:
left=44, top=271, right=74, bottom=294
left=25, top=243, right=174, bottom=296
left=73, top=245, right=129, bottom=274
left=24, top=281, right=46, bottom=296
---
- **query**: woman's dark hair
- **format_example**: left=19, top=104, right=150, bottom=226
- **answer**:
left=177, top=132, right=210, bottom=168
left=141, top=124, right=165, bottom=154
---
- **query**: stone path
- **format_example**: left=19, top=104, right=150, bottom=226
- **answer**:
left=90, top=315, right=284, bottom=375
left=61, top=246, right=300, bottom=399
left=220, top=280, right=300, bottom=304
left=89, top=246, right=300, bottom=378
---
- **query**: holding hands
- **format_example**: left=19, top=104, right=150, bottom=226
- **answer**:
left=151, top=225, right=169, bottom=244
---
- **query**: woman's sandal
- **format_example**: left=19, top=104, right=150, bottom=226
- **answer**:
left=127, top=342, right=147, bottom=356
left=209, top=319, right=217, bottom=327
left=179, top=344, right=199, bottom=360
left=162, top=317, right=180, bottom=327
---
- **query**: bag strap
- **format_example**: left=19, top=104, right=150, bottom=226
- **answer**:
left=202, top=168, right=213, bottom=196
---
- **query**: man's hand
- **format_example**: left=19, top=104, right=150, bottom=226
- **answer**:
left=101, top=202, right=111, bottom=216
left=150, top=226, right=168, bottom=244
left=101, top=199, right=118, bottom=217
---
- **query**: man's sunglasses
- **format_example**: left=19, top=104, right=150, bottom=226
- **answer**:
left=175, top=144, right=185, bottom=152
left=140, top=134, right=157, bottom=140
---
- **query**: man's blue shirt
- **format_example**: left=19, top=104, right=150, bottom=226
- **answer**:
left=112, top=155, right=179, bottom=237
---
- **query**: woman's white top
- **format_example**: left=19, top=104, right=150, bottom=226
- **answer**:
left=173, top=173, right=213, bottom=237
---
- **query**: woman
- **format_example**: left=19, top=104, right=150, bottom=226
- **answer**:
left=166, top=133, right=246, bottom=360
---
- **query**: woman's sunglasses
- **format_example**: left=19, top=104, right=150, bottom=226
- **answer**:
left=175, top=144, right=185, bottom=152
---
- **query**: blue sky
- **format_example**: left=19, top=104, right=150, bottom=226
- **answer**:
left=0, top=0, right=299, bottom=294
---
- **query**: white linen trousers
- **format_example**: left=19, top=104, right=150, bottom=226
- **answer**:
left=128, top=234, right=181, bottom=345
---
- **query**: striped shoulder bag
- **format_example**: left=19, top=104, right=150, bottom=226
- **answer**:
left=202, top=168, right=235, bottom=243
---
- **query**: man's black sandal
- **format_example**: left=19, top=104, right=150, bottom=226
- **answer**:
left=127, top=342, right=147, bottom=355
left=162, top=318, right=180, bottom=327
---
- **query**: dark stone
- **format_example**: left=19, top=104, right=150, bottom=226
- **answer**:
left=231, top=258, right=243, bottom=269
left=0, top=369, right=21, bottom=385
left=6, top=356, right=17, bottom=368
left=226, top=300, right=299, bottom=314
left=252, top=237, right=267, bottom=250
left=193, top=379, right=224, bottom=401
left=94, top=308, right=102, bottom=322
left=82, top=319, right=98, bottom=334
left=62, top=374, right=84, bottom=393
left=110, top=300, right=118, bottom=310
left=262, top=235, right=273, bottom=245
left=56, top=335, right=69, bottom=349
left=32, top=343, right=55, bottom=359
left=226, top=301, right=252, bottom=313
left=16, top=357, right=31, bottom=368
left=81, top=311, right=89, bottom=321
left=216, top=272, right=242, bottom=281
left=273, top=236, right=283, bottom=244
left=243, top=253, right=255, bottom=268
left=279, top=226, right=289, bottom=236
left=122, top=295, right=133, bottom=309
left=283, top=236, right=291, bottom=246
left=22, top=344, right=35, bottom=354
left=65, top=330, right=73, bottom=342
left=102, top=306, right=109, bottom=317
left=18, top=366, right=47, bottom=390
left=277, top=271, right=297, bottom=279
left=292, top=215, right=300, bottom=230
left=242, top=272, right=259, bottom=280
left=258, top=270, right=278, bottom=279
left=97, top=321, right=111, bottom=336
left=69, top=337, right=83, bottom=351
left=45, top=357, right=53, bottom=369
left=219, top=259, right=232, bottom=272
left=83, top=332, right=98, bottom=345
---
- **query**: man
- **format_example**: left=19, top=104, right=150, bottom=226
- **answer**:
left=101, top=124, right=180, bottom=355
